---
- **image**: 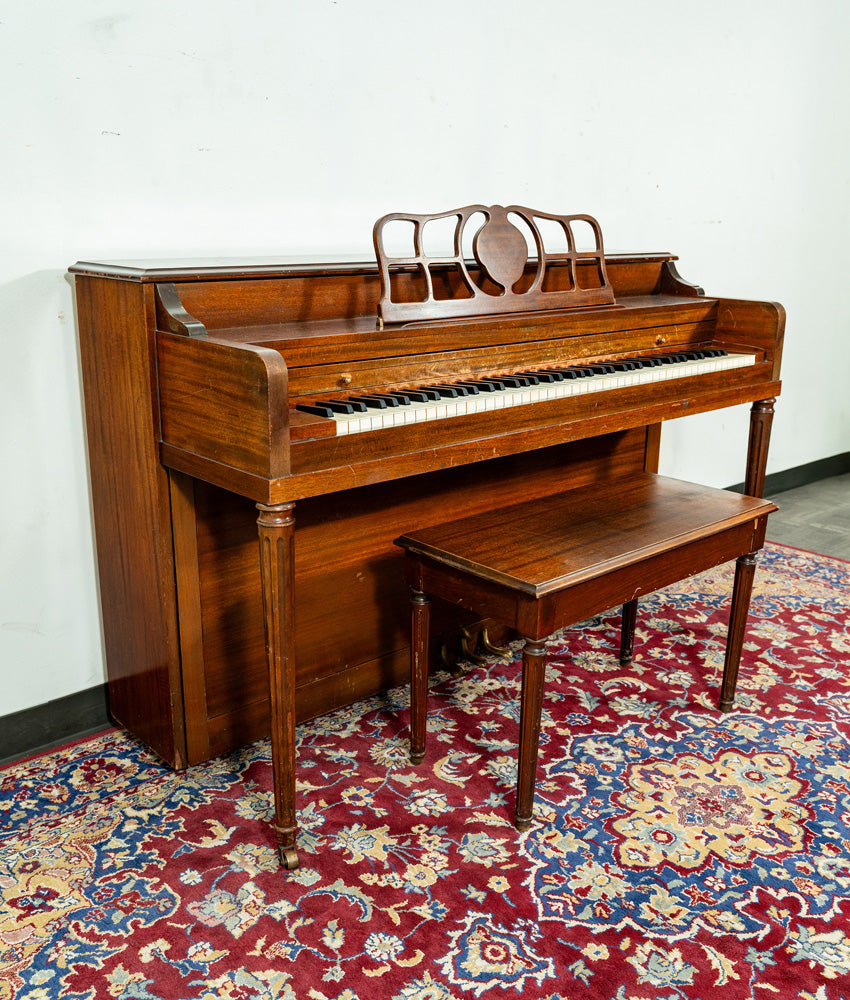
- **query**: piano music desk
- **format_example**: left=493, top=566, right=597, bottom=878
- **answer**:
left=396, top=473, right=777, bottom=830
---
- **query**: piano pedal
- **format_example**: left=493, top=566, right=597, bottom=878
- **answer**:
left=459, top=626, right=489, bottom=666
left=438, top=639, right=464, bottom=676
left=479, top=627, right=510, bottom=658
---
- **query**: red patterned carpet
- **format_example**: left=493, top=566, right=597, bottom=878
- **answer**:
left=2, top=542, right=850, bottom=1000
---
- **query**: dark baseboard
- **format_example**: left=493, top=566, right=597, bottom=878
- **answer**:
left=727, top=451, right=850, bottom=496
left=0, top=683, right=111, bottom=767
left=3, top=453, right=848, bottom=768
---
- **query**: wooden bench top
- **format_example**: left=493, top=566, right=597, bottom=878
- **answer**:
left=395, top=474, right=777, bottom=598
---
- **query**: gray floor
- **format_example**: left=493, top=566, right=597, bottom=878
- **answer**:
left=765, top=472, right=850, bottom=560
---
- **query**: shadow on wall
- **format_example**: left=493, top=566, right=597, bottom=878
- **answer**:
left=0, top=269, right=107, bottom=714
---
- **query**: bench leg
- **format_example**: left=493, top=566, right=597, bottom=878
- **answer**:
left=718, top=553, right=757, bottom=713
left=620, top=599, right=638, bottom=666
left=516, top=638, right=547, bottom=831
left=410, top=588, right=430, bottom=764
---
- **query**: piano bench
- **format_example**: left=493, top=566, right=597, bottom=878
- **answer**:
left=394, top=473, right=777, bottom=831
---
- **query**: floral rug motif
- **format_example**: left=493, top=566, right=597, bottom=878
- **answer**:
left=2, top=542, right=850, bottom=999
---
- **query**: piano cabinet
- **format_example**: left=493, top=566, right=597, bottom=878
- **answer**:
left=71, top=250, right=782, bottom=778
left=166, top=429, right=657, bottom=768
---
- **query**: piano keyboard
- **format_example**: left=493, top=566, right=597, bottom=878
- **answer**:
left=295, top=350, right=756, bottom=436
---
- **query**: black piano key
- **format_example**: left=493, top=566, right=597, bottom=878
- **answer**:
left=349, top=395, right=388, bottom=409
left=403, top=390, right=436, bottom=403
left=296, top=403, right=336, bottom=418
left=535, top=370, right=566, bottom=381
left=430, top=385, right=462, bottom=398
left=463, top=380, right=502, bottom=392
left=323, top=399, right=367, bottom=414
left=367, top=394, right=399, bottom=407
left=500, top=376, right=531, bottom=388
left=385, top=392, right=413, bottom=404
left=416, top=387, right=443, bottom=401
left=454, top=382, right=481, bottom=394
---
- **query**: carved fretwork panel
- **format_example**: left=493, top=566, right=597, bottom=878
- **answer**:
left=373, top=204, right=615, bottom=326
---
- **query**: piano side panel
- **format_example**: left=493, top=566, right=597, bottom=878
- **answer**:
left=714, top=298, right=786, bottom=380
left=177, top=429, right=651, bottom=763
left=75, top=277, right=187, bottom=767
left=156, top=332, right=290, bottom=482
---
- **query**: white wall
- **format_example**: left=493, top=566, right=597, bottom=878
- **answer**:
left=2, top=0, right=848, bottom=716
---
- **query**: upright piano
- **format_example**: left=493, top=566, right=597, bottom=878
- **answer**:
left=71, top=205, right=783, bottom=868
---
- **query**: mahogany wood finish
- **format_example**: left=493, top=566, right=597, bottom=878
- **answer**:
left=619, top=599, right=638, bottom=666
left=74, top=276, right=186, bottom=767
left=397, top=474, right=777, bottom=828
left=718, top=553, right=758, bottom=713
left=410, top=589, right=430, bottom=766
left=745, top=398, right=776, bottom=498
left=71, top=228, right=784, bottom=868
left=256, top=502, right=298, bottom=870
left=188, top=433, right=647, bottom=762
left=516, top=639, right=547, bottom=831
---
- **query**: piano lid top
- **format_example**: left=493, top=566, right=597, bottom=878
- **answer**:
left=68, top=251, right=678, bottom=283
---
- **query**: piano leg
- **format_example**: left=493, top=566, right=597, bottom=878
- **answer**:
left=256, top=501, right=299, bottom=871
left=718, top=398, right=775, bottom=712
left=410, top=588, right=430, bottom=765
left=744, top=398, right=775, bottom=499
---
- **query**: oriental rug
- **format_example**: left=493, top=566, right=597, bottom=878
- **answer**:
left=2, top=542, right=850, bottom=1000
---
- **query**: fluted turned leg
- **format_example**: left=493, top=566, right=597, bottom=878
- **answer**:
left=256, top=501, right=299, bottom=871
left=516, top=638, right=547, bottom=831
left=410, top=588, right=430, bottom=765
left=745, top=398, right=775, bottom=499
left=620, top=599, right=638, bottom=666
left=718, top=553, right=757, bottom=712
